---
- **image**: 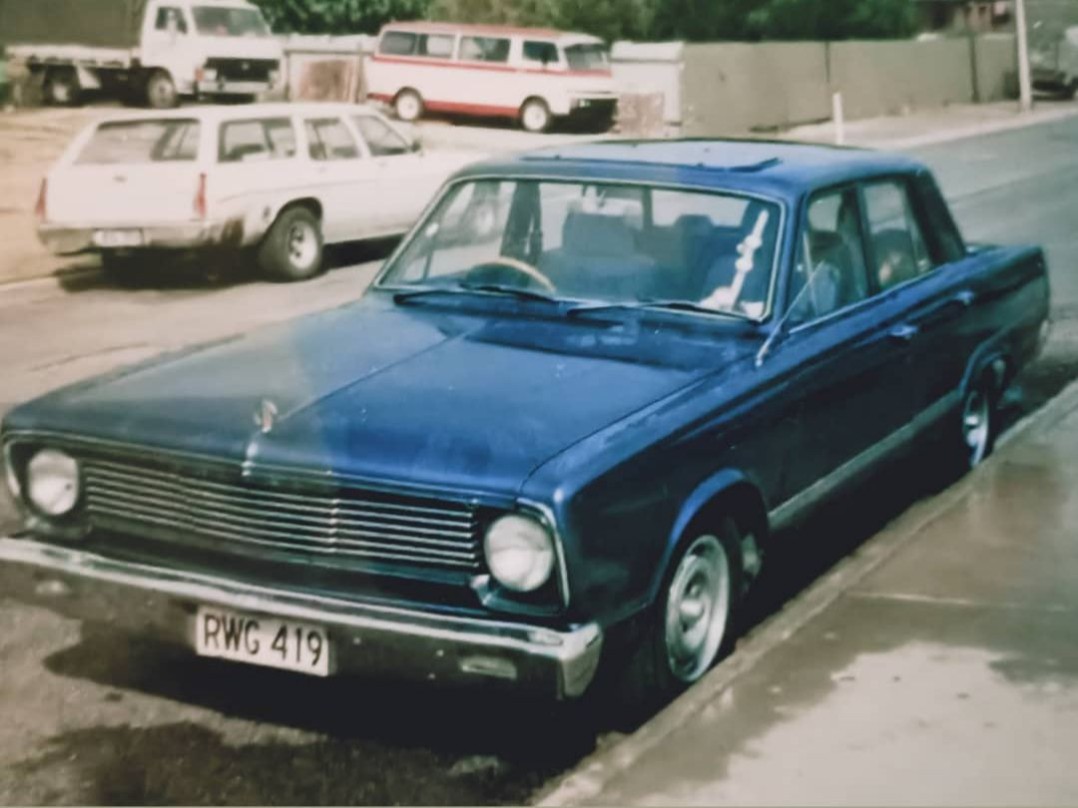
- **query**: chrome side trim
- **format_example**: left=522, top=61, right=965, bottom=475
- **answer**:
left=768, top=392, right=959, bottom=532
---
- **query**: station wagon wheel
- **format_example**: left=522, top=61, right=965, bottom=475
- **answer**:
left=257, top=206, right=325, bottom=282
left=520, top=98, right=552, bottom=133
left=145, top=70, right=178, bottom=109
left=394, top=89, right=424, bottom=122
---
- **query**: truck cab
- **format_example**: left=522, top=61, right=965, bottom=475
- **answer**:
left=138, top=0, right=283, bottom=107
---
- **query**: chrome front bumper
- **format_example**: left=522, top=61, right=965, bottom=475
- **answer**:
left=37, top=221, right=232, bottom=256
left=0, top=537, right=603, bottom=699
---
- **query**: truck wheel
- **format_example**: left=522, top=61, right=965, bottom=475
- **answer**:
left=612, top=518, right=742, bottom=722
left=393, top=89, right=424, bottom=122
left=44, top=68, right=80, bottom=106
left=257, top=206, right=324, bottom=282
left=952, top=372, right=999, bottom=472
left=520, top=97, right=552, bottom=133
left=145, top=70, right=178, bottom=109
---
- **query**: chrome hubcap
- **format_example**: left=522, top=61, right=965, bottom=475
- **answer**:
left=288, top=223, right=318, bottom=269
left=665, top=535, right=731, bottom=683
left=962, top=387, right=991, bottom=466
left=397, top=94, right=420, bottom=120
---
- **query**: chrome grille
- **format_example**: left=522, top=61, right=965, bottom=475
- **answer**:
left=82, top=458, right=481, bottom=571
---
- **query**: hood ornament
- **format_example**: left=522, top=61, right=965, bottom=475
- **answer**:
left=255, top=399, right=279, bottom=434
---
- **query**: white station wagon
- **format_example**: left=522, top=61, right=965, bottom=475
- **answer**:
left=35, top=102, right=472, bottom=281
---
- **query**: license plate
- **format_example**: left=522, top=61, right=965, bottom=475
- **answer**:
left=93, top=229, right=143, bottom=248
left=195, top=607, right=332, bottom=676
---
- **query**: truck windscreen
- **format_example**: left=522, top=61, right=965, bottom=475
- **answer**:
left=192, top=6, right=271, bottom=37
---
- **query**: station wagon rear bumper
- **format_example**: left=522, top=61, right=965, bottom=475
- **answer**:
left=0, top=537, right=603, bottom=699
left=38, top=220, right=236, bottom=256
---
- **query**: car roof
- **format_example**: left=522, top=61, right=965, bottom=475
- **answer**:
left=85, top=102, right=383, bottom=125
left=457, top=139, right=926, bottom=201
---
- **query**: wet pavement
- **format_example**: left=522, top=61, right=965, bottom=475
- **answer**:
left=542, top=386, right=1078, bottom=806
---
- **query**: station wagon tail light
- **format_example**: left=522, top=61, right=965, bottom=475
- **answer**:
left=34, top=178, right=47, bottom=223
left=484, top=514, right=555, bottom=593
left=194, top=173, right=207, bottom=220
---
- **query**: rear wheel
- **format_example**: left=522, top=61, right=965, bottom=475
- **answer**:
left=612, top=519, right=742, bottom=720
left=257, top=206, right=324, bottom=282
left=44, top=68, right=80, bottom=106
left=100, top=252, right=143, bottom=286
left=144, top=70, right=178, bottom=109
left=520, top=97, right=552, bottom=133
left=393, top=89, right=424, bottom=122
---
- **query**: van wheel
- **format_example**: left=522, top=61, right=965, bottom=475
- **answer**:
left=612, top=519, right=742, bottom=723
left=44, top=68, right=80, bottom=106
left=520, top=98, right=552, bottom=133
left=145, top=70, right=178, bottom=109
left=257, top=207, right=324, bottom=282
left=394, top=89, right=424, bottom=122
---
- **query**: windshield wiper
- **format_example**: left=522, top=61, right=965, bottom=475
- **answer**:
left=566, top=299, right=752, bottom=320
left=455, top=282, right=559, bottom=303
left=391, top=283, right=559, bottom=306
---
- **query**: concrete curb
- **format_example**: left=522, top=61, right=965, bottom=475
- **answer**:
left=535, top=375, right=1078, bottom=807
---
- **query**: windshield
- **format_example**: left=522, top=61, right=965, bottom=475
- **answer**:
left=379, top=179, right=782, bottom=320
left=76, top=119, right=200, bottom=164
left=564, top=43, right=610, bottom=71
left=192, top=6, right=271, bottom=37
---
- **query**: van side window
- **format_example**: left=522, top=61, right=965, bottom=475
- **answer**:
left=305, top=118, right=360, bottom=161
left=379, top=31, right=417, bottom=55
left=523, top=41, right=558, bottom=66
left=419, top=34, right=455, bottom=58
left=154, top=7, right=188, bottom=34
left=460, top=36, right=510, bottom=63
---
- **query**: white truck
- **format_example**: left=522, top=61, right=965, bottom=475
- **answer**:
left=0, top=0, right=283, bottom=108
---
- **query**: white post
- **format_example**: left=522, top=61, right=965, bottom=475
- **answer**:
left=1015, top=0, right=1033, bottom=112
left=831, top=91, right=846, bottom=145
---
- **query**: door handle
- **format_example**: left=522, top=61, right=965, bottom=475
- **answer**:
left=952, top=289, right=976, bottom=308
left=888, top=323, right=920, bottom=343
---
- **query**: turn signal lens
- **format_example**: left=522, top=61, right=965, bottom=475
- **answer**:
left=194, top=173, right=207, bottom=220
left=34, top=178, right=48, bottom=223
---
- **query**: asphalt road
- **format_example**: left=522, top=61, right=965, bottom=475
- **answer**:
left=1, top=116, right=1077, bottom=805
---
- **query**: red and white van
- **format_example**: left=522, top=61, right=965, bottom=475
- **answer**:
left=365, top=22, right=619, bottom=133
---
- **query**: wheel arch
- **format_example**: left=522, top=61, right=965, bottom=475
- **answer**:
left=961, top=336, right=1011, bottom=400
left=648, top=469, right=769, bottom=603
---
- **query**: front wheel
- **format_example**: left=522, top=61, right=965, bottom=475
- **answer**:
left=520, top=98, right=552, bottom=133
left=257, top=207, right=324, bottom=282
left=144, top=70, right=178, bottom=109
left=612, top=519, right=743, bottom=719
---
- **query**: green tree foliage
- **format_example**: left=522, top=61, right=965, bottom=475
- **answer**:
left=250, top=0, right=431, bottom=34
left=252, top=0, right=919, bottom=41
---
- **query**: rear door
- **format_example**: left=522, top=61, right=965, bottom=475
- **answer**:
left=48, top=117, right=204, bottom=231
left=301, top=115, right=381, bottom=242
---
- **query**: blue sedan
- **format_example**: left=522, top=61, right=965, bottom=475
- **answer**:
left=0, top=140, right=1050, bottom=709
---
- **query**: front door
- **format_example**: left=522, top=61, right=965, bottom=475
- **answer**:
left=773, top=185, right=919, bottom=511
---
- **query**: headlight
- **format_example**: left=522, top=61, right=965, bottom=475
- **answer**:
left=484, top=513, right=555, bottom=593
left=26, top=449, right=80, bottom=517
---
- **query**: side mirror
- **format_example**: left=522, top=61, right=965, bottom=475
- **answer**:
left=410, top=136, right=423, bottom=153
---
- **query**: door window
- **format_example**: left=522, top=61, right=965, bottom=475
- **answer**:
left=863, top=179, right=934, bottom=291
left=379, top=31, right=417, bottom=55
left=353, top=116, right=411, bottom=157
left=154, top=6, right=188, bottom=34
left=218, top=118, right=296, bottom=162
left=305, top=118, right=360, bottom=161
left=788, top=187, right=870, bottom=325
left=523, top=41, right=559, bottom=66
left=459, top=36, right=511, bottom=63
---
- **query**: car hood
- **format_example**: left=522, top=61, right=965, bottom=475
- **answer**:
left=4, top=297, right=749, bottom=496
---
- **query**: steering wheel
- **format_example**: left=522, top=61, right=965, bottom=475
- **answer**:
left=469, top=256, right=557, bottom=293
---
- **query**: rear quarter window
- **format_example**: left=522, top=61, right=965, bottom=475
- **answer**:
left=380, top=31, right=417, bottom=55
left=76, top=119, right=201, bottom=164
